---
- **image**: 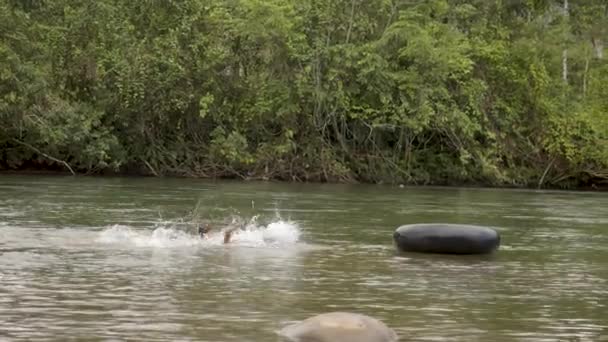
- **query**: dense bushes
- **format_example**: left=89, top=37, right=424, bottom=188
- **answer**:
left=1, top=0, right=606, bottom=188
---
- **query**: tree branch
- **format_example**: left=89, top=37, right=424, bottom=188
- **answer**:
left=538, top=158, right=555, bottom=189
left=11, top=138, right=76, bottom=175
left=143, top=160, right=160, bottom=177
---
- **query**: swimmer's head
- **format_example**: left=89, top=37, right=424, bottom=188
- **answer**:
left=198, top=223, right=212, bottom=237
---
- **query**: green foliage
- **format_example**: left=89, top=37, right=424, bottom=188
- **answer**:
left=0, top=0, right=606, bottom=188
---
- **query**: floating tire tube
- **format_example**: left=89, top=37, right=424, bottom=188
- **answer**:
left=279, top=312, right=398, bottom=342
left=393, top=223, right=500, bottom=255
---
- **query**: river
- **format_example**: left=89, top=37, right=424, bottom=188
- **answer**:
left=0, top=175, right=606, bottom=341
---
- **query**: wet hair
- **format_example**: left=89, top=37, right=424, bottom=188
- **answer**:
left=198, top=223, right=212, bottom=237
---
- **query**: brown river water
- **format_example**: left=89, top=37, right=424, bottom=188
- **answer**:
left=0, top=175, right=607, bottom=341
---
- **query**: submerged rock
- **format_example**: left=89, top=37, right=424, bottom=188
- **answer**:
left=279, top=312, right=398, bottom=342
left=393, top=223, right=500, bottom=255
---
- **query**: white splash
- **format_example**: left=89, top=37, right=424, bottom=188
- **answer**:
left=96, top=219, right=301, bottom=249
left=96, top=224, right=201, bottom=248
left=224, top=220, right=301, bottom=247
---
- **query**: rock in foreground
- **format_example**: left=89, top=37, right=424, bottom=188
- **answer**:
left=279, top=312, right=398, bottom=342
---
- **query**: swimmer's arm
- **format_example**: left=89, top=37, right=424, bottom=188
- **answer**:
left=222, top=225, right=239, bottom=244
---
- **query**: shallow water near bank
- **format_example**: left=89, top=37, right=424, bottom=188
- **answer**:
left=0, top=175, right=607, bottom=341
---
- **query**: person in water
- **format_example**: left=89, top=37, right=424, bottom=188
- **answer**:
left=198, top=223, right=239, bottom=244
left=197, top=223, right=212, bottom=238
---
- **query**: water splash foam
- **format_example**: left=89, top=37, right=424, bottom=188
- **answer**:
left=228, top=220, right=301, bottom=247
left=96, top=218, right=301, bottom=249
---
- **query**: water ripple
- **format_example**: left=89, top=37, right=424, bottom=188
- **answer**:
left=0, top=176, right=607, bottom=341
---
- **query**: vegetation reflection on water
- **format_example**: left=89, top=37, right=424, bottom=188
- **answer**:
left=0, top=175, right=607, bottom=341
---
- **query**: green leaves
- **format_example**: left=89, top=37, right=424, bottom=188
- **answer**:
left=209, top=127, right=253, bottom=166
left=0, top=0, right=606, bottom=187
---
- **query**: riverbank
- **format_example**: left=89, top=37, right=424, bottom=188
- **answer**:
left=2, top=1, right=606, bottom=196
left=2, top=168, right=606, bottom=192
